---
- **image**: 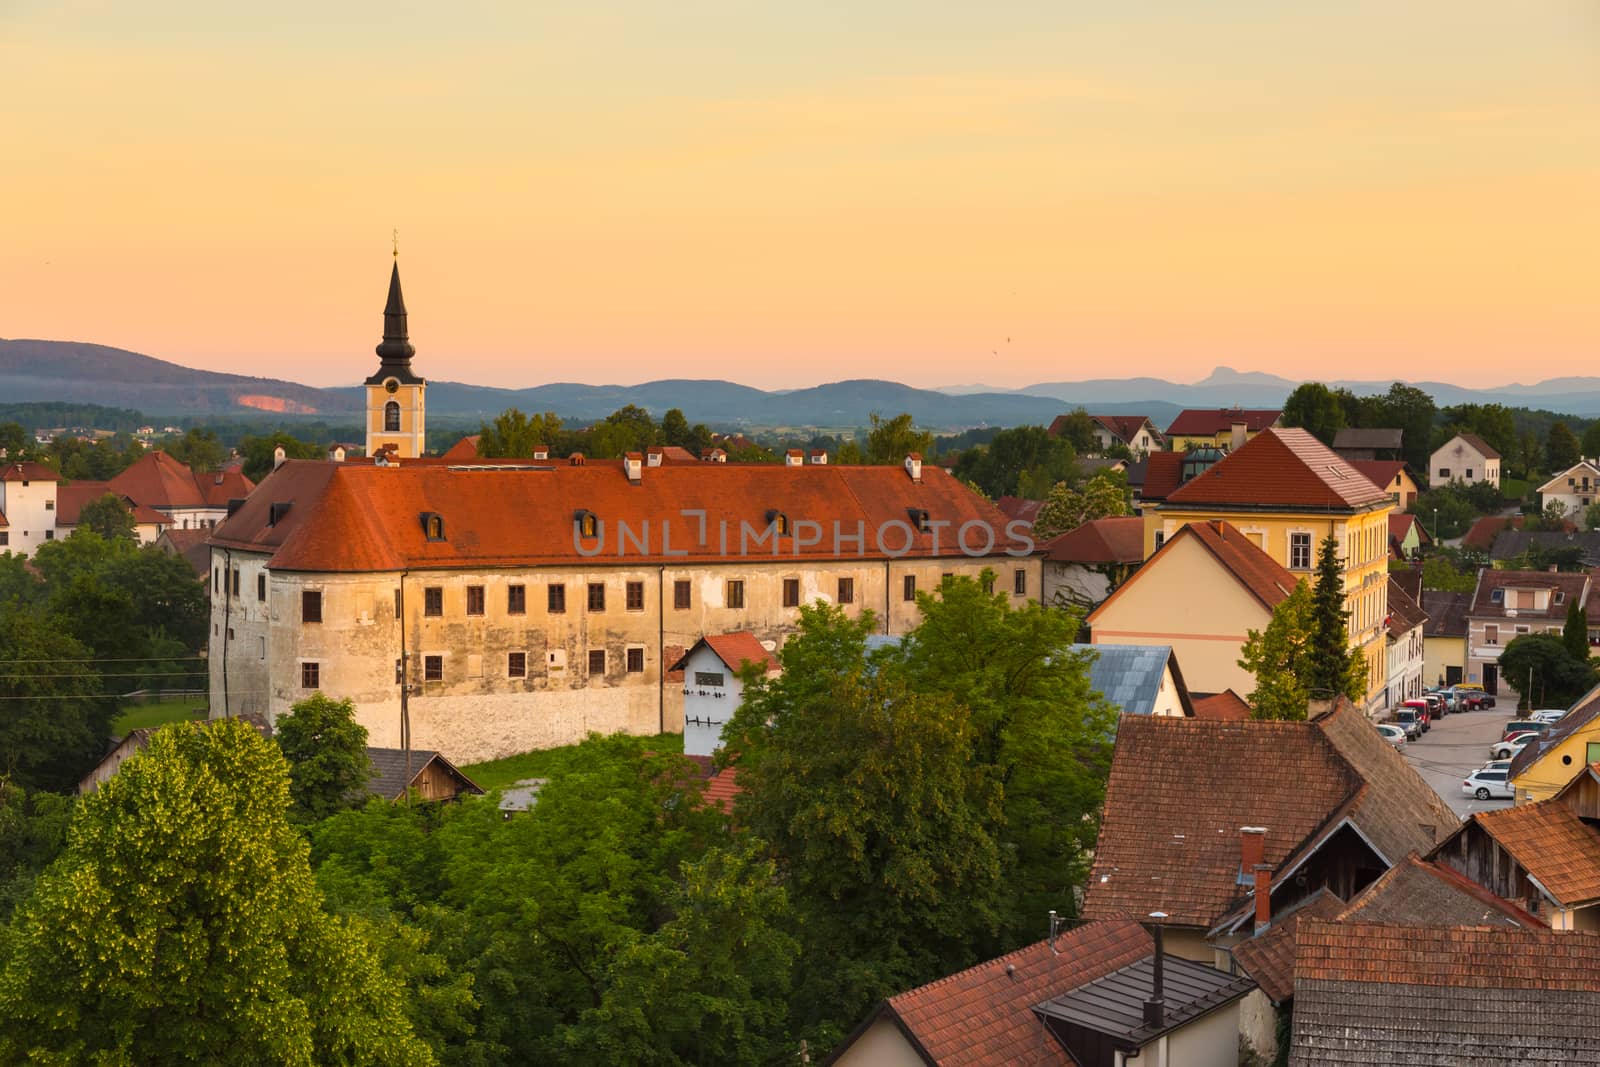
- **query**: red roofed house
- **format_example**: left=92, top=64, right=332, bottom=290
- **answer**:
left=1150, top=428, right=1395, bottom=714
left=1086, top=414, right=1163, bottom=457
left=1086, top=519, right=1300, bottom=697
left=53, top=484, right=172, bottom=544
left=0, top=461, right=61, bottom=557
left=1464, top=568, right=1592, bottom=697
left=204, top=262, right=1039, bottom=761
left=826, top=916, right=1255, bottom=1067
left=1041, top=515, right=1145, bottom=610
left=1346, top=459, right=1419, bottom=509
left=107, top=450, right=256, bottom=530
left=1164, top=408, right=1280, bottom=452
left=669, top=632, right=779, bottom=758
left=1429, top=432, right=1501, bottom=490
left=1084, top=700, right=1457, bottom=1057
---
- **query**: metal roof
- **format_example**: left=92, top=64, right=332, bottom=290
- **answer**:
left=1074, top=643, right=1183, bottom=718
left=1033, top=953, right=1255, bottom=1049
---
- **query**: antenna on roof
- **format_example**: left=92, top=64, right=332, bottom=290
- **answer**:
left=1048, top=909, right=1062, bottom=955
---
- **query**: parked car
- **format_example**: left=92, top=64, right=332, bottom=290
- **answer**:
left=1481, top=759, right=1512, bottom=774
left=1401, top=699, right=1432, bottom=732
left=1457, top=684, right=1496, bottom=708
left=1393, top=709, right=1424, bottom=740
left=1490, top=734, right=1536, bottom=760
left=1376, top=723, right=1407, bottom=748
left=1531, top=709, right=1567, bottom=726
left=1451, top=687, right=1488, bottom=711
left=1502, top=720, right=1552, bottom=743
left=1462, top=767, right=1514, bottom=801
left=1427, top=688, right=1459, bottom=713
left=1423, top=693, right=1447, bottom=718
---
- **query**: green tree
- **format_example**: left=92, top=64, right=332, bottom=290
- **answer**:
left=240, top=431, right=324, bottom=481
left=477, top=408, right=564, bottom=458
left=0, top=720, right=432, bottom=1065
left=1547, top=420, right=1582, bottom=473
left=1544, top=499, right=1571, bottom=527
left=1565, top=599, right=1592, bottom=665
left=835, top=438, right=864, bottom=464
left=1499, top=633, right=1598, bottom=711
left=0, top=611, right=113, bottom=792
left=276, top=693, right=373, bottom=822
left=952, top=424, right=1076, bottom=499
left=1582, top=421, right=1600, bottom=462
left=1422, top=555, right=1477, bottom=593
left=1282, top=382, right=1347, bottom=445
left=1049, top=408, right=1097, bottom=453
left=1239, top=582, right=1315, bottom=720
left=0, top=784, right=74, bottom=922
left=659, top=407, right=692, bottom=447
left=1372, top=383, right=1437, bottom=472
left=864, top=412, right=934, bottom=465
left=0, top=421, right=29, bottom=458
left=163, top=426, right=225, bottom=472
left=893, top=575, right=1116, bottom=947
left=1307, top=535, right=1367, bottom=701
left=1586, top=501, right=1600, bottom=532
left=74, top=491, right=137, bottom=542
left=1031, top=471, right=1129, bottom=540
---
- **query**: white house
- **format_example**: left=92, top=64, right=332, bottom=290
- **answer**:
left=1538, top=459, right=1600, bottom=526
left=1384, top=577, right=1428, bottom=711
left=670, top=633, right=778, bottom=758
left=1430, top=433, right=1501, bottom=490
left=0, top=462, right=60, bottom=556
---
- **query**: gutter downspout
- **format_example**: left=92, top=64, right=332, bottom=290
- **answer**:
left=658, top=564, right=666, bottom=735
left=221, top=547, right=232, bottom=718
left=398, top=570, right=411, bottom=788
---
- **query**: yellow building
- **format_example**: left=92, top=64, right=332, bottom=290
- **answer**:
left=1421, top=590, right=1469, bottom=688
left=1510, top=684, right=1600, bottom=804
left=364, top=261, right=427, bottom=459
left=1147, top=428, right=1395, bottom=714
left=1163, top=408, right=1281, bottom=452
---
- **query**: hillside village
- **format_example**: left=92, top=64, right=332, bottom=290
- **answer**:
left=7, top=264, right=1600, bottom=1065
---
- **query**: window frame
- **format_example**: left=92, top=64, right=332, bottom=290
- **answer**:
left=587, top=649, right=606, bottom=676
left=424, top=655, right=443, bottom=681
left=588, top=582, right=606, bottom=612
left=1013, top=568, right=1027, bottom=596
left=507, top=584, right=526, bottom=615
left=508, top=651, right=527, bottom=678
left=726, top=579, right=745, bottom=609
left=466, top=585, right=486, bottom=616
left=302, top=589, right=322, bottom=624
left=625, top=580, right=645, bottom=611
left=548, top=583, right=567, bottom=613
left=300, top=661, right=320, bottom=689
left=626, top=647, right=645, bottom=673
left=782, top=578, right=800, bottom=607
left=673, top=579, right=691, bottom=610
left=837, top=576, right=855, bottom=604
left=903, top=574, right=917, bottom=602
left=424, top=586, right=443, bottom=617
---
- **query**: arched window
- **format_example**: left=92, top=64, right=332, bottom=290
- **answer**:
left=384, top=400, right=400, bottom=432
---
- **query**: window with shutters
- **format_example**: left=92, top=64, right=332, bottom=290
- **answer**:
left=302, top=590, right=322, bottom=624
left=726, top=580, right=745, bottom=609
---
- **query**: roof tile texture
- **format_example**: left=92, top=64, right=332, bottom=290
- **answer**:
left=1165, top=428, right=1392, bottom=511
left=1042, top=516, right=1145, bottom=565
left=1166, top=408, right=1281, bottom=436
left=881, top=917, right=1152, bottom=1067
left=1230, top=889, right=1346, bottom=1003
left=1469, top=800, right=1600, bottom=906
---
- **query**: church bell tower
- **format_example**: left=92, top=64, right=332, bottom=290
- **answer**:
left=364, top=259, right=426, bottom=458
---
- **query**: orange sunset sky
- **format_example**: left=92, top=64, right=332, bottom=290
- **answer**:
left=3, top=2, right=1597, bottom=390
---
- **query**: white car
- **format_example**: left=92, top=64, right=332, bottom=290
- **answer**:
left=1462, top=768, right=1514, bottom=801
left=1531, top=709, right=1567, bottom=726
left=1490, top=735, right=1535, bottom=760
left=1375, top=723, right=1407, bottom=748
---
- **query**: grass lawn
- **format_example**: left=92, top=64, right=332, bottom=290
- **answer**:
left=462, top=732, right=683, bottom=792
left=112, top=699, right=208, bottom=736
left=1501, top=478, right=1531, bottom=504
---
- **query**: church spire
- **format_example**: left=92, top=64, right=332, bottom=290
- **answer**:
left=375, top=261, right=416, bottom=365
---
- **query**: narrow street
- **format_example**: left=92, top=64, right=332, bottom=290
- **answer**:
left=1399, top=702, right=1519, bottom=819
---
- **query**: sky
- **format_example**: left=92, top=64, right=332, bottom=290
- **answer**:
left=2, top=1, right=1597, bottom=391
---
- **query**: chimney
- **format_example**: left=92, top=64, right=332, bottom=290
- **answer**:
left=1254, top=864, right=1273, bottom=929
left=809, top=449, right=828, bottom=465
left=646, top=447, right=664, bottom=467
left=1143, top=911, right=1168, bottom=1029
left=623, top=452, right=643, bottom=484
left=904, top=452, right=923, bottom=483
left=569, top=453, right=585, bottom=466
left=1230, top=421, right=1247, bottom=451
left=531, top=444, right=549, bottom=460
left=273, top=445, right=287, bottom=470
left=1240, top=826, right=1266, bottom=875
left=784, top=449, right=804, bottom=468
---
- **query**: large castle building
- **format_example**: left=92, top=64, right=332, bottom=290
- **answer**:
left=208, top=264, right=1038, bottom=761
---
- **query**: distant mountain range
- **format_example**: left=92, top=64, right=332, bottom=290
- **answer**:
left=5, top=339, right=1600, bottom=431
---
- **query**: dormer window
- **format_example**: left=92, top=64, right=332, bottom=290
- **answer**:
left=766, top=509, right=790, bottom=535
left=1490, top=589, right=1504, bottom=604
left=268, top=501, right=292, bottom=526
left=574, top=509, right=599, bottom=538
left=908, top=507, right=931, bottom=532
left=1556, top=591, right=1567, bottom=605
left=420, top=512, right=445, bottom=541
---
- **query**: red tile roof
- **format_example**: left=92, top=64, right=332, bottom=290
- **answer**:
left=211, top=459, right=1028, bottom=572
left=1090, top=520, right=1300, bottom=631
left=701, top=767, right=741, bottom=814
left=994, top=496, right=1045, bottom=525
left=1385, top=577, right=1427, bottom=638
left=1461, top=514, right=1515, bottom=552
left=1230, top=889, right=1346, bottom=1003
left=440, top=435, right=480, bottom=460
left=1191, top=690, right=1252, bottom=721
left=1347, top=460, right=1407, bottom=495
left=1387, top=512, right=1429, bottom=546
left=1042, top=516, right=1145, bottom=565
left=105, top=451, right=256, bottom=510
left=1468, top=569, right=1591, bottom=621
left=851, top=918, right=1153, bottom=1067
left=700, top=632, right=778, bottom=674
left=1135, top=451, right=1186, bottom=502
left=1085, top=701, right=1456, bottom=930
left=55, top=484, right=170, bottom=527
left=0, top=461, right=58, bottom=482
left=1337, top=852, right=1542, bottom=930
left=1090, top=415, right=1158, bottom=446
left=1465, top=800, right=1600, bottom=906
left=1165, top=408, right=1280, bottom=436
left=1165, top=428, right=1392, bottom=511
left=1295, top=919, right=1600, bottom=990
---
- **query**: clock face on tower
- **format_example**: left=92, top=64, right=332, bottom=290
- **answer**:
left=384, top=378, right=399, bottom=394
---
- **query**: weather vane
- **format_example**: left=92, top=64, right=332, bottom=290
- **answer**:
left=392, top=227, right=399, bottom=259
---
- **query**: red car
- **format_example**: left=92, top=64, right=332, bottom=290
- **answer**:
left=1400, top=699, right=1432, bottom=733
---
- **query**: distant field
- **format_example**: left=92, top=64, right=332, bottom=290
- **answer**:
left=462, top=732, right=684, bottom=792
left=112, top=699, right=207, bottom=736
